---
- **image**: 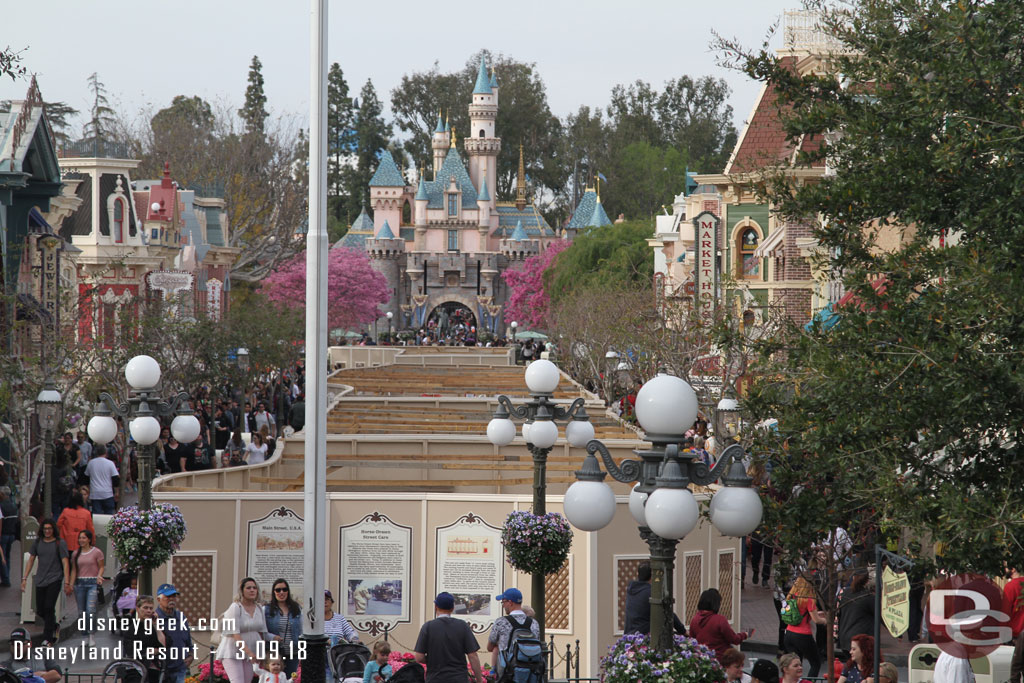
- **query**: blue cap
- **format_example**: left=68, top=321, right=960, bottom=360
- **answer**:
left=495, top=588, right=523, bottom=603
left=434, top=592, right=455, bottom=610
left=156, top=583, right=179, bottom=597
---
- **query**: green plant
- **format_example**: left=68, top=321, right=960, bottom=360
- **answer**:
left=601, top=633, right=725, bottom=683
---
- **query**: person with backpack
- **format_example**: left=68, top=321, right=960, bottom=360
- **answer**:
left=487, top=588, right=542, bottom=683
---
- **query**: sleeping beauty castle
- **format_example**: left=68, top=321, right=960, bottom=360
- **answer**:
left=336, top=56, right=612, bottom=338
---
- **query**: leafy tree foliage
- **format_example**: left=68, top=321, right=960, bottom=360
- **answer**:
left=605, top=142, right=687, bottom=220
left=720, top=0, right=1024, bottom=579
left=327, top=63, right=355, bottom=228
left=545, top=220, right=654, bottom=303
left=241, top=55, right=269, bottom=137
left=82, top=72, right=116, bottom=144
left=259, top=247, right=389, bottom=331
left=390, top=51, right=563, bottom=200
left=0, top=46, right=26, bottom=81
left=339, top=80, right=391, bottom=221
left=502, top=241, right=568, bottom=331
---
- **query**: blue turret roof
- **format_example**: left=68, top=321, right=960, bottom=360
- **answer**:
left=490, top=70, right=498, bottom=89
left=510, top=220, right=528, bottom=241
left=473, top=57, right=491, bottom=95
left=368, top=151, right=405, bottom=187
left=333, top=206, right=375, bottom=249
left=567, top=189, right=599, bottom=229
left=434, top=112, right=444, bottom=134
left=477, top=176, right=491, bottom=202
left=415, top=176, right=429, bottom=201
left=445, top=118, right=450, bottom=132
left=377, top=220, right=395, bottom=239
left=493, top=205, right=554, bottom=237
left=421, top=147, right=479, bottom=209
left=587, top=200, right=613, bottom=228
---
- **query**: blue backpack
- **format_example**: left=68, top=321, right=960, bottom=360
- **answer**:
left=498, top=616, right=544, bottom=683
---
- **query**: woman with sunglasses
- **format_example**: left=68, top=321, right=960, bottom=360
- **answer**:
left=264, top=579, right=303, bottom=676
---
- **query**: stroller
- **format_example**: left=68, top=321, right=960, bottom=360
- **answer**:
left=329, top=642, right=371, bottom=683
left=389, top=661, right=425, bottom=683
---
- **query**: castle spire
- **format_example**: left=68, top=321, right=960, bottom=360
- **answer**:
left=473, top=56, right=491, bottom=94
left=434, top=109, right=444, bottom=133
left=516, top=144, right=526, bottom=211
left=451, top=127, right=457, bottom=148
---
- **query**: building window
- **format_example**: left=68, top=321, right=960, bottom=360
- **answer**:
left=479, top=129, right=485, bottom=137
left=739, top=227, right=760, bottom=278
left=113, top=200, right=124, bottom=242
left=448, top=193, right=458, bottom=217
left=102, top=302, right=116, bottom=348
left=447, top=230, right=459, bottom=252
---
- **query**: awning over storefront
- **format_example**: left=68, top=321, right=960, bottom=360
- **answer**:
left=804, top=302, right=840, bottom=332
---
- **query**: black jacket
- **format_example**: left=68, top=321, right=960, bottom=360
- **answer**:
left=623, top=580, right=686, bottom=636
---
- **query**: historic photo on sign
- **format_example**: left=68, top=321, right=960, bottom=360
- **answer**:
left=435, top=512, right=504, bottom=632
left=246, top=507, right=305, bottom=603
left=339, top=512, right=413, bottom=630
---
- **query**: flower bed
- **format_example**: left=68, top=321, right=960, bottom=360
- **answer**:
left=108, top=503, right=187, bottom=574
left=601, top=633, right=726, bottom=683
left=500, top=510, right=573, bottom=576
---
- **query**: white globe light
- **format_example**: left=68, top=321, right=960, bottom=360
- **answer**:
left=124, top=355, right=161, bottom=390
left=129, top=415, right=162, bottom=446
left=524, top=359, right=560, bottom=394
left=628, top=484, right=648, bottom=526
left=717, top=397, right=739, bottom=412
left=645, top=487, right=699, bottom=540
left=171, top=414, right=201, bottom=443
left=634, top=374, right=697, bottom=435
left=511, top=321, right=518, bottom=329
left=87, top=415, right=118, bottom=445
left=150, top=202, right=161, bottom=212
left=563, top=480, right=616, bottom=531
left=486, top=418, right=516, bottom=446
left=528, top=420, right=558, bottom=448
left=565, top=419, right=595, bottom=448
left=522, top=422, right=532, bottom=442
left=710, top=486, right=764, bottom=537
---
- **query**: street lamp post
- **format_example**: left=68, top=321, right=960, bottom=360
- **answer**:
left=237, top=347, right=250, bottom=371
left=563, top=373, right=763, bottom=651
left=35, top=379, right=61, bottom=518
left=486, top=358, right=594, bottom=641
left=510, top=321, right=519, bottom=363
left=386, top=311, right=393, bottom=342
left=87, top=354, right=201, bottom=595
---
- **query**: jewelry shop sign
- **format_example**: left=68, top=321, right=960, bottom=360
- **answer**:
left=692, top=210, right=719, bottom=324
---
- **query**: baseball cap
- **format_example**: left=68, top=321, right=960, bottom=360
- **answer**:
left=9, top=628, right=29, bottom=641
left=751, top=659, right=780, bottom=683
left=434, top=592, right=455, bottom=610
left=495, top=588, right=523, bottom=603
left=324, top=589, right=333, bottom=601
left=156, top=583, right=180, bottom=597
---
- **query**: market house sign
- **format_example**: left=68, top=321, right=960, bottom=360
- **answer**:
left=692, top=210, right=720, bottom=325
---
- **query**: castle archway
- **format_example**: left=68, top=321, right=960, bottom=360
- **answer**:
left=427, top=301, right=477, bottom=338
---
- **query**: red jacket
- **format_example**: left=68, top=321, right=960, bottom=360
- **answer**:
left=689, top=610, right=748, bottom=660
left=57, top=506, right=94, bottom=551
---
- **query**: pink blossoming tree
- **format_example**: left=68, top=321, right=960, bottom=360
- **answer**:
left=502, top=241, right=568, bottom=331
left=259, top=247, right=390, bottom=331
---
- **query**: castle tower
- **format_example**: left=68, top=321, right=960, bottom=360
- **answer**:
left=366, top=219, right=406, bottom=319
left=500, top=219, right=539, bottom=263
left=368, top=151, right=406, bottom=233
left=414, top=174, right=428, bottom=250
left=431, top=111, right=450, bottom=178
left=465, top=56, right=500, bottom=207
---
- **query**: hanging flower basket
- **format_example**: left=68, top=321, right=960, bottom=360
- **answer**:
left=601, top=633, right=726, bottom=683
left=500, top=511, right=573, bottom=576
left=108, top=503, right=187, bottom=574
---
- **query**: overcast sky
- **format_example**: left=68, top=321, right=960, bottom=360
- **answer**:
left=5, top=0, right=792, bottom=140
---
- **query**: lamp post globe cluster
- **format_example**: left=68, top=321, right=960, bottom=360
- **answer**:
left=86, top=354, right=200, bottom=594
left=485, top=358, right=593, bottom=640
left=562, top=371, right=763, bottom=651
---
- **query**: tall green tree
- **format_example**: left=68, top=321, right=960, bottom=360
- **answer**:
left=560, top=105, right=609, bottom=217
left=341, top=79, right=391, bottom=220
left=241, top=55, right=269, bottom=137
left=390, top=51, right=563, bottom=200
left=545, top=219, right=654, bottom=303
left=327, top=62, right=354, bottom=227
left=720, top=0, right=1024, bottom=582
left=656, top=75, right=737, bottom=171
left=602, top=142, right=688, bottom=220
left=82, top=72, right=115, bottom=145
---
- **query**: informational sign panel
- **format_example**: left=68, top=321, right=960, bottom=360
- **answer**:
left=339, top=512, right=412, bottom=633
left=882, top=565, right=911, bottom=637
left=246, top=507, right=305, bottom=603
left=435, top=512, right=504, bottom=633
left=692, top=211, right=720, bottom=325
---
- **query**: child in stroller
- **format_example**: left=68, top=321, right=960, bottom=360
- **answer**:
left=111, top=572, right=137, bottom=630
left=329, top=641, right=371, bottom=683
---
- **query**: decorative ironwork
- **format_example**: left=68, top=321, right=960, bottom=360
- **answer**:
left=585, top=439, right=642, bottom=484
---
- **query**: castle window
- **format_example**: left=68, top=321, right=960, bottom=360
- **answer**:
left=478, top=129, right=485, bottom=138
left=113, top=199, right=124, bottom=242
left=447, top=230, right=459, bottom=252
left=447, top=194, right=457, bottom=217
left=739, top=227, right=760, bottom=278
